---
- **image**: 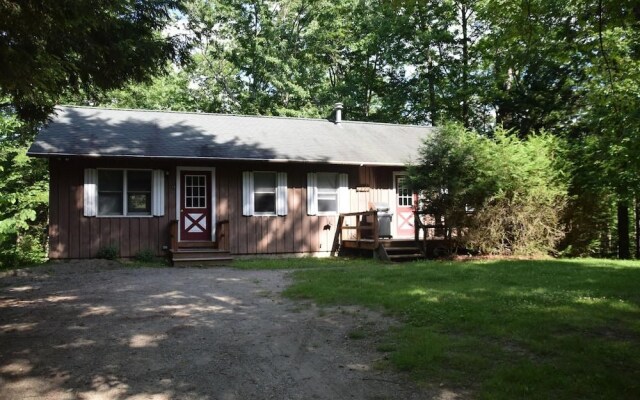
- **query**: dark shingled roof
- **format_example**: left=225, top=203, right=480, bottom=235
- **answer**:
left=28, top=106, right=433, bottom=166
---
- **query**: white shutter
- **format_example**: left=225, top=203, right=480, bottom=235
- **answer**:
left=242, top=171, right=254, bottom=216
left=307, top=172, right=318, bottom=215
left=151, top=170, right=165, bottom=216
left=276, top=172, right=288, bottom=216
left=83, top=169, right=98, bottom=217
left=338, top=173, right=349, bottom=213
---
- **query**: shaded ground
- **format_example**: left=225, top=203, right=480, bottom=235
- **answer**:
left=0, top=261, right=442, bottom=400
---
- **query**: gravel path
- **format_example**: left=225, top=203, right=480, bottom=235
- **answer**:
left=0, top=261, right=441, bottom=400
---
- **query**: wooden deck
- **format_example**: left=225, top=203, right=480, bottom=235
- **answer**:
left=333, top=210, right=455, bottom=261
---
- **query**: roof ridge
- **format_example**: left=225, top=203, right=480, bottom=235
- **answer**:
left=56, top=105, right=432, bottom=129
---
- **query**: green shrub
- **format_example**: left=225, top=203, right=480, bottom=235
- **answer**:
left=0, top=113, right=49, bottom=269
left=408, top=123, right=569, bottom=256
left=96, top=245, right=118, bottom=260
left=134, top=248, right=155, bottom=262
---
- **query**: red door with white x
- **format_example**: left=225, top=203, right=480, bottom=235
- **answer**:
left=180, top=171, right=211, bottom=241
left=395, top=175, right=416, bottom=238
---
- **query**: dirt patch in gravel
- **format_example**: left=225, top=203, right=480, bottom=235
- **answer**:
left=0, top=261, right=461, bottom=400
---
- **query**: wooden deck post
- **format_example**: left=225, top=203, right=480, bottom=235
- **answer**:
left=331, top=215, right=345, bottom=257
left=373, top=211, right=379, bottom=249
left=170, top=220, right=178, bottom=252
left=216, top=219, right=229, bottom=251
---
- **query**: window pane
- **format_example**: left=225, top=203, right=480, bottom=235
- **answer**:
left=128, top=171, right=151, bottom=192
left=98, top=170, right=123, bottom=215
left=317, top=173, right=338, bottom=192
left=99, top=170, right=123, bottom=192
left=318, top=198, right=338, bottom=213
left=184, top=174, right=207, bottom=209
left=99, top=193, right=123, bottom=215
left=255, top=193, right=276, bottom=213
left=254, top=172, right=276, bottom=192
left=128, top=194, right=150, bottom=214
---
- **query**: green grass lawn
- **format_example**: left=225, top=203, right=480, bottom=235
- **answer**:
left=276, top=258, right=640, bottom=399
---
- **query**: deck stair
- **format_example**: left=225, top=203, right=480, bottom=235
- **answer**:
left=169, top=220, right=233, bottom=267
left=169, top=247, right=233, bottom=267
left=332, top=212, right=426, bottom=262
left=378, top=239, right=423, bottom=262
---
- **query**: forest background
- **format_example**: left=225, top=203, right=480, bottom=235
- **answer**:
left=1, top=0, right=638, bottom=266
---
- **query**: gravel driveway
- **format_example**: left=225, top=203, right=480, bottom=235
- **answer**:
left=0, top=261, right=435, bottom=400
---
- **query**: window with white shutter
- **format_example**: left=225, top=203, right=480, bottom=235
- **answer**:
left=307, top=172, right=349, bottom=215
left=84, top=168, right=164, bottom=217
left=242, top=171, right=288, bottom=216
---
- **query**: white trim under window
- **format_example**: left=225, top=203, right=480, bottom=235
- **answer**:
left=84, top=168, right=165, bottom=217
left=307, top=172, right=349, bottom=215
left=242, top=171, right=288, bottom=216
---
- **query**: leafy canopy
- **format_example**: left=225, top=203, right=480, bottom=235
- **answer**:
left=0, top=0, right=190, bottom=123
left=408, top=123, right=569, bottom=255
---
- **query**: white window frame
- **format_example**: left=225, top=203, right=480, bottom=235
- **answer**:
left=316, top=172, right=340, bottom=215
left=253, top=171, right=278, bottom=216
left=84, top=168, right=164, bottom=218
left=396, top=175, right=413, bottom=208
left=242, top=171, right=288, bottom=217
left=183, top=174, right=208, bottom=209
left=96, top=168, right=154, bottom=217
left=307, top=172, right=349, bottom=216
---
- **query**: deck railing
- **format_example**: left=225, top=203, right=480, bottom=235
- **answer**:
left=216, top=219, right=229, bottom=251
left=169, top=220, right=178, bottom=252
left=414, top=210, right=452, bottom=255
left=331, top=211, right=379, bottom=255
left=169, top=219, right=229, bottom=251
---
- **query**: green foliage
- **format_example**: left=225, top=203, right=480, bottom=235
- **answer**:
left=96, top=245, right=118, bottom=260
left=285, top=258, right=640, bottom=399
left=16, top=0, right=640, bottom=259
left=231, top=257, right=373, bottom=270
left=0, top=0, right=190, bottom=123
left=409, top=123, right=569, bottom=255
left=0, top=112, right=48, bottom=268
left=134, top=249, right=155, bottom=263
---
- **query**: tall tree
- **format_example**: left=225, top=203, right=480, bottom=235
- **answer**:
left=0, top=0, right=189, bottom=124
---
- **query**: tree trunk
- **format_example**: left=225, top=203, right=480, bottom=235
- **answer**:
left=635, top=198, right=640, bottom=259
left=460, top=4, right=470, bottom=128
left=428, top=58, right=437, bottom=126
left=617, top=201, right=630, bottom=259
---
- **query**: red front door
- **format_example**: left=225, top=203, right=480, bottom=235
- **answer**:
left=180, top=171, right=212, bottom=241
left=395, top=175, right=415, bottom=238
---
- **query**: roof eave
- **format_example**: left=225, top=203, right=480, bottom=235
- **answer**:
left=26, top=151, right=408, bottom=167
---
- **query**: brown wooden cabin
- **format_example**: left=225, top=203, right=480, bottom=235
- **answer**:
left=28, top=105, right=434, bottom=264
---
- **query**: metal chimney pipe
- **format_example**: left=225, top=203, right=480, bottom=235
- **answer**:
left=334, top=102, right=343, bottom=124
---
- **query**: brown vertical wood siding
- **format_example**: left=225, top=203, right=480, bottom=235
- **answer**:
left=48, top=157, right=401, bottom=259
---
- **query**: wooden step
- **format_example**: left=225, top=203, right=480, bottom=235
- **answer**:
left=172, top=257, right=234, bottom=267
left=385, top=247, right=421, bottom=252
left=170, top=248, right=233, bottom=267
left=388, top=253, right=423, bottom=261
left=170, top=249, right=230, bottom=260
left=178, top=241, right=216, bottom=249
